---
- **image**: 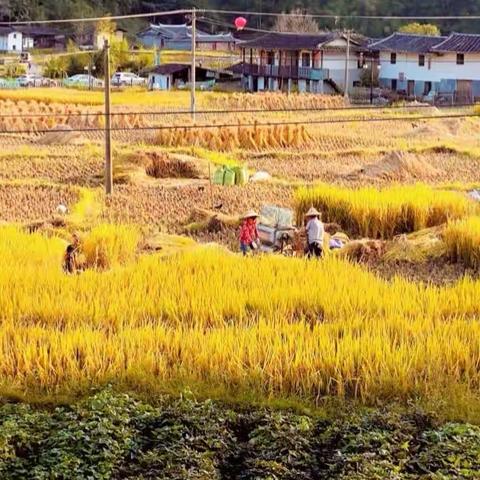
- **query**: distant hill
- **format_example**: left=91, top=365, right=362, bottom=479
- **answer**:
left=2, top=0, right=480, bottom=37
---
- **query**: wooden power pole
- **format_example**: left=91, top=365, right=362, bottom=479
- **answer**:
left=104, top=39, right=113, bottom=195
left=344, top=30, right=351, bottom=100
left=191, top=8, right=196, bottom=121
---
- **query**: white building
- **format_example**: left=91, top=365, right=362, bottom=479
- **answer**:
left=239, top=32, right=367, bottom=94
left=0, top=26, right=24, bottom=52
left=370, top=32, right=480, bottom=102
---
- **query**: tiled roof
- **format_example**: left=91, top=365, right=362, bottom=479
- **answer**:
left=431, top=33, right=480, bottom=53
left=240, top=32, right=363, bottom=50
left=369, top=33, right=446, bottom=53
left=137, top=23, right=235, bottom=43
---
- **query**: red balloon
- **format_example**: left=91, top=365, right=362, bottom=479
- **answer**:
left=234, top=17, right=247, bottom=30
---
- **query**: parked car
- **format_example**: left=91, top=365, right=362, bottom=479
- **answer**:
left=64, top=74, right=104, bottom=88
left=17, top=74, right=48, bottom=87
left=111, top=72, right=145, bottom=87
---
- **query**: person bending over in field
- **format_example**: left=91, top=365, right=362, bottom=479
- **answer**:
left=63, top=232, right=81, bottom=274
left=305, top=207, right=324, bottom=259
left=239, top=210, right=260, bottom=256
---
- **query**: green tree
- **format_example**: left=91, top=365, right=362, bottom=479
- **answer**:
left=399, top=23, right=441, bottom=36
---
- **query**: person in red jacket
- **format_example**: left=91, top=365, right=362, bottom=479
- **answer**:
left=239, top=210, right=260, bottom=256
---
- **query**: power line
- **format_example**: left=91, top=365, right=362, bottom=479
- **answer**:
left=3, top=7, right=480, bottom=27
left=0, top=9, right=190, bottom=26
left=0, top=103, right=473, bottom=119
left=0, top=112, right=476, bottom=135
left=204, top=9, right=480, bottom=21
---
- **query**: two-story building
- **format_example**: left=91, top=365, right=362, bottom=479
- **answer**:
left=370, top=32, right=480, bottom=102
left=238, top=32, right=367, bottom=94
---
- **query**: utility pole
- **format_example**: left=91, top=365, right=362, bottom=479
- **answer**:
left=344, top=30, right=350, bottom=100
left=191, top=8, right=196, bottom=122
left=104, top=39, right=113, bottom=195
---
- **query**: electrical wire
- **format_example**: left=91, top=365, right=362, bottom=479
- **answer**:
left=0, top=9, right=191, bottom=26
left=0, top=103, right=473, bottom=119
left=0, top=112, right=476, bottom=135
left=204, top=9, right=480, bottom=21
left=3, top=7, right=480, bottom=27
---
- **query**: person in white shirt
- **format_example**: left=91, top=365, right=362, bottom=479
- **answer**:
left=305, top=207, right=324, bottom=258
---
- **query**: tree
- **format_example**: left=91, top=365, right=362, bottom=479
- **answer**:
left=399, top=23, right=441, bottom=36
left=273, top=8, right=320, bottom=33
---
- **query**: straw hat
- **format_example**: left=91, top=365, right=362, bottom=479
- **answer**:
left=306, top=207, right=321, bottom=217
left=241, top=210, right=259, bottom=219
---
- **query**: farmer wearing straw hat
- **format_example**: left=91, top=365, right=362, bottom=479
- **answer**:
left=305, top=207, right=324, bottom=258
left=239, top=210, right=260, bottom=256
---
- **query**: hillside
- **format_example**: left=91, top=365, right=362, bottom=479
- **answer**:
left=1, top=0, right=480, bottom=36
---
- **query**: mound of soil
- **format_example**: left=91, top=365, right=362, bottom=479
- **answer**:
left=351, top=151, right=441, bottom=181
left=36, top=125, right=85, bottom=145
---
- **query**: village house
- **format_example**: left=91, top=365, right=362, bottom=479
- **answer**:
left=145, top=63, right=235, bottom=90
left=75, top=26, right=127, bottom=50
left=370, top=32, right=480, bottom=103
left=0, top=26, right=24, bottom=52
left=238, top=32, right=367, bottom=94
left=137, top=23, right=237, bottom=51
left=19, top=26, right=65, bottom=50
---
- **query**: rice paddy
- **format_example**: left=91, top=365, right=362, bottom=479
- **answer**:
left=0, top=88, right=480, bottom=426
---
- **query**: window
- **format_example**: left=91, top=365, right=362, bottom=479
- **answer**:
left=391, top=79, right=397, bottom=90
left=301, top=52, right=311, bottom=67
left=13, top=33, right=16, bottom=39
left=357, top=53, right=365, bottom=69
left=419, top=54, right=425, bottom=67
left=390, top=52, right=397, bottom=64
left=267, top=51, right=275, bottom=65
left=457, top=53, right=465, bottom=65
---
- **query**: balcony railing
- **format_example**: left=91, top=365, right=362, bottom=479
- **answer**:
left=241, top=63, right=329, bottom=81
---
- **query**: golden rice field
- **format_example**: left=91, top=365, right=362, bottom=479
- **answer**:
left=1, top=90, right=480, bottom=423
left=295, top=183, right=477, bottom=238
left=1, top=225, right=480, bottom=416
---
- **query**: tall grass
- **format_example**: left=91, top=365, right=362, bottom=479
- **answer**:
left=444, top=216, right=480, bottom=269
left=295, top=183, right=475, bottom=239
left=1, top=226, right=480, bottom=408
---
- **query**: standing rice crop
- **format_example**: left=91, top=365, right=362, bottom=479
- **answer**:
left=295, top=183, right=475, bottom=239
left=444, top=216, right=480, bottom=268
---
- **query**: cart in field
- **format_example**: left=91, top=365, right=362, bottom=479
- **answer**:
left=257, top=205, right=298, bottom=256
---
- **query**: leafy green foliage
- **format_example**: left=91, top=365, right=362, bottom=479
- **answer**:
left=399, top=23, right=441, bottom=36
left=0, top=390, right=478, bottom=479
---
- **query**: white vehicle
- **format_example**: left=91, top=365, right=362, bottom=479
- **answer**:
left=64, top=74, right=104, bottom=88
left=17, top=74, right=48, bottom=87
left=111, top=72, right=145, bottom=86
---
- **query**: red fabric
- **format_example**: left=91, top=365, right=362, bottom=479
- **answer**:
left=239, top=219, right=258, bottom=244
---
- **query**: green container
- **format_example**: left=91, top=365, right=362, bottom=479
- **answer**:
left=223, top=168, right=236, bottom=186
left=234, top=166, right=249, bottom=186
left=213, top=167, right=225, bottom=185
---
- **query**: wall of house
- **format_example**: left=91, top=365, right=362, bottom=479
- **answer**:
left=22, top=36, right=34, bottom=50
left=148, top=73, right=171, bottom=90
left=322, top=53, right=362, bottom=91
left=7, top=31, right=22, bottom=52
left=0, top=35, right=8, bottom=51
left=379, top=51, right=480, bottom=88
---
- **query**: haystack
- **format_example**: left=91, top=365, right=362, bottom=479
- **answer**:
left=383, top=226, right=446, bottom=264
left=134, top=152, right=210, bottom=179
left=353, top=151, right=440, bottom=181
left=36, top=125, right=85, bottom=145
left=338, top=239, right=385, bottom=263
